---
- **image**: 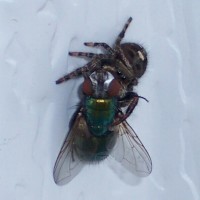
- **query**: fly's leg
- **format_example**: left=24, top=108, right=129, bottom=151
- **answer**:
left=113, top=92, right=140, bottom=125
left=117, top=96, right=138, bottom=125
left=69, top=52, right=104, bottom=59
left=115, top=17, right=132, bottom=45
left=84, top=42, right=114, bottom=54
left=56, top=60, right=100, bottom=84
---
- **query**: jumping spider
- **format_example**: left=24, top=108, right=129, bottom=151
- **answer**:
left=56, top=17, right=148, bottom=123
left=56, top=17, right=147, bottom=91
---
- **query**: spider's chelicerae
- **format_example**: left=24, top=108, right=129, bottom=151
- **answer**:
left=56, top=17, right=147, bottom=92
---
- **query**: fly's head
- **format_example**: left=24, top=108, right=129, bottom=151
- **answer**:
left=82, top=70, right=126, bottom=99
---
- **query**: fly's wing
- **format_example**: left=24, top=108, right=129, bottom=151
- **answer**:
left=53, top=112, right=86, bottom=185
left=111, top=120, right=152, bottom=176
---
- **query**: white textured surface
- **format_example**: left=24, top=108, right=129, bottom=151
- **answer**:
left=0, top=0, right=200, bottom=200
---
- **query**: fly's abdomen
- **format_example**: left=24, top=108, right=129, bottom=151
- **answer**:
left=74, top=131, right=117, bottom=162
left=85, top=97, right=116, bottom=136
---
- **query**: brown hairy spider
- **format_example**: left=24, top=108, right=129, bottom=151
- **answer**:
left=56, top=17, right=147, bottom=91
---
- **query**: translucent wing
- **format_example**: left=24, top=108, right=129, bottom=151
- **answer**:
left=111, top=120, right=152, bottom=176
left=53, top=112, right=86, bottom=185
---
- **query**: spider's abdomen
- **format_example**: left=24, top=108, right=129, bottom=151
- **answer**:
left=121, top=43, right=148, bottom=78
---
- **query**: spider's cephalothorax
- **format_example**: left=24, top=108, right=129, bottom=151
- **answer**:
left=56, top=17, right=147, bottom=90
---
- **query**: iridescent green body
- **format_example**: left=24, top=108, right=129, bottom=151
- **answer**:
left=84, top=96, right=117, bottom=136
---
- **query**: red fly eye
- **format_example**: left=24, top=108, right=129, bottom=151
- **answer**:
left=82, top=78, right=93, bottom=95
left=107, top=79, right=122, bottom=97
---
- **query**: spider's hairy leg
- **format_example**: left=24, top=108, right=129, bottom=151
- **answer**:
left=84, top=42, right=114, bottom=54
left=56, top=61, right=98, bottom=84
left=115, top=60, right=134, bottom=82
left=115, top=17, right=132, bottom=45
left=69, top=52, right=104, bottom=59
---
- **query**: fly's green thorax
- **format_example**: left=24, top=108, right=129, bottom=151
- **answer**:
left=84, top=96, right=117, bottom=136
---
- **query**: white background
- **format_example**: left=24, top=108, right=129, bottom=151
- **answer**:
left=0, top=0, right=200, bottom=199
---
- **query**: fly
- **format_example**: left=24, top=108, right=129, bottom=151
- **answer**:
left=53, top=70, right=152, bottom=185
